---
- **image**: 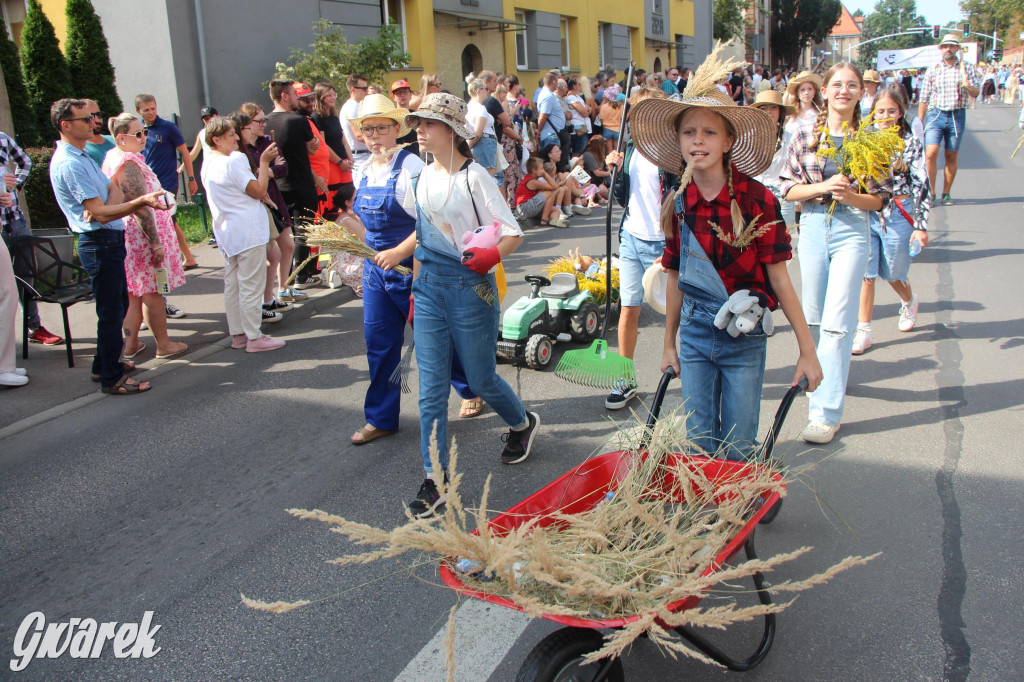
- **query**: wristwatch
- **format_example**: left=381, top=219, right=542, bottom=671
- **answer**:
left=187, top=176, right=195, bottom=181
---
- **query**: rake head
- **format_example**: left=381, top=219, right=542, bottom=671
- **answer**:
left=388, top=341, right=415, bottom=394
left=554, top=339, right=636, bottom=390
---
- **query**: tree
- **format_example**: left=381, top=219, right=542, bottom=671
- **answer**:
left=772, top=0, right=844, bottom=67
left=20, top=0, right=73, bottom=142
left=714, top=0, right=749, bottom=44
left=960, top=0, right=1024, bottom=49
left=64, top=0, right=123, bottom=123
left=0, top=18, right=38, bottom=146
left=273, top=21, right=410, bottom=100
left=855, top=0, right=930, bottom=70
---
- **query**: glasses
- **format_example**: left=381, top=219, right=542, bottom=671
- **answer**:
left=90, top=112, right=104, bottom=119
left=123, top=129, right=150, bottom=141
left=352, top=85, right=368, bottom=91
left=360, top=123, right=396, bottom=136
left=65, top=116, right=93, bottom=123
left=252, top=118, right=267, bottom=125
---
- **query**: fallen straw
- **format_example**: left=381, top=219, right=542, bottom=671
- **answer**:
left=283, top=217, right=411, bottom=289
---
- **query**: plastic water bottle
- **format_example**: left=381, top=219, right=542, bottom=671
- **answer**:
left=908, top=238, right=922, bottom=258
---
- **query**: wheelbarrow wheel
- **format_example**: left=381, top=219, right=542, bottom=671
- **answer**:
left=759, top=497, right=782, bottom=525
left=515, top=627, right=624, bottom=682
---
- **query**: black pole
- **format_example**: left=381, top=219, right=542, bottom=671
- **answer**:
left=600, top=61, right=637, bottom=340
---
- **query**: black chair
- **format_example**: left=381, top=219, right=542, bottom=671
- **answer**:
left=11, top=235, right=94, bottom=368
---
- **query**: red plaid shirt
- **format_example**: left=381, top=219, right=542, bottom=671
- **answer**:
left=662, top=166, right=791, bottom=309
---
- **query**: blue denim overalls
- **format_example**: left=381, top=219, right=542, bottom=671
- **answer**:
left=354, top=151, right=473, bottom=431
left=673, top=195, right=768, bottom=461
left=410, top=165, right=527, bottom=474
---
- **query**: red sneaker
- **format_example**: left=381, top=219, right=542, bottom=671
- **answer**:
left=28, top=326, right=63, bottom=345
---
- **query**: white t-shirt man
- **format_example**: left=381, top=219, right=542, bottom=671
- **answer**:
left=340, top=98, right=368, bottom=155
left=622, top=149, right=663, bottom=242
left=201, top=152, right=269, bottom=258
left=353, top=151, right=425, bottom=220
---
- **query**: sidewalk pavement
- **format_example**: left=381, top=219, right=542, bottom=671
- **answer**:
left=1, top=242, right=356, bottom=436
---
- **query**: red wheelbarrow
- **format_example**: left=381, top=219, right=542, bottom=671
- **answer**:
left=439, top=369, right=807, bottom=681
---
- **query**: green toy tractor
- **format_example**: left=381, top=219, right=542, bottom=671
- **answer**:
left=497, top=273, right=601, bottom=369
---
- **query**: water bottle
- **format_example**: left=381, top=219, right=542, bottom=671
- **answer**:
left=908, top=238, right=922, bottom=258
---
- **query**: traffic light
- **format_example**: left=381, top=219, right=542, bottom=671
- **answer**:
left=933, top=25, right=940, bottom=39
left=963, top=22, right=970, bottom=38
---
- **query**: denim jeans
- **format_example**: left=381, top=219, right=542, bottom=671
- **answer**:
left=2, top=215, right=41, bottom=329
left=799, top=203, right=869, bottom=426
left=923, top=108, right=966, bottom=151
left=412, top=254, right=527, bottom=474
left=619, top=230, right=666, bottom=307
left=76, top=229, right=129, bottom=387
left=866, top=198, right=914, bottom=282
left=679, top=293, right=768, bottom=461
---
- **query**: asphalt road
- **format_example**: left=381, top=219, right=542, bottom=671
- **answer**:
left=1, top=104, right=1022, bottom=681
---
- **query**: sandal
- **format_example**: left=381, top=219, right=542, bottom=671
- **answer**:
left=101, top=374, right=152, bottom=395
left=91, top=360, right=137, bottom=382
left=123, top=342, right=146, bottom=359
left=351, top=424, right=395, bottom=445
left=460, top=398, right=484, bottom=418
left=155, top=343, right=189, bottom=359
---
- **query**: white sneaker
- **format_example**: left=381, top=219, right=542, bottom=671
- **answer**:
left=852, top=327, right=872, bottom=355
left=563, top=205, right=573, bottom=216
left=548, top=215, right=570, bottom=228
left=898, top=294, right=919, bottom=332
left=800, top=421, right=839, bottom=444
left=572, top=204, right=591, bottom=216
left=0, top=371, right=29, bottom=387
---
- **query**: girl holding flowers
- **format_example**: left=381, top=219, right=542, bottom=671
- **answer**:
left=853, top=87, right=930, bottom=354
left=630, top=49, right=822, bottom=461
left=780, top=62, right=894, bottom=444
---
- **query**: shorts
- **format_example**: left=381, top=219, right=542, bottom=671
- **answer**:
left=602, top=129, right=620, bottom=143
left=923, top=108, right=966, bottom=151
left=618, top=229, right=665, bottom=307
left=865, top=198, right=914, bottom=282
left=516, top=192, right=547, bottom=219
left=472, top=135, right=498, bottom=169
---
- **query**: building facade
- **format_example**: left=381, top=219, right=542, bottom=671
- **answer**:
left=802, top=4, right=862, bottom=71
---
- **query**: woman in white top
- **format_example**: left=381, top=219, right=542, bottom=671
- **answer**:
left=466, top=79, right=498, bottom=179
left=750, top=90, right=798, bottom=228
left=402, top=93, right=536, bottom=518
left=565, top=76, right=592, bottom=157
left=200, top=116, right=284, bottom=353
left=784, top=71, right=823, bottom=135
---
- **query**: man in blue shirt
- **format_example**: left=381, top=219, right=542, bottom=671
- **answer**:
left=49, top=98, right=170, bottom=393
left=135, top=93, right=198, bottom=279
left=535, top=72, right=565, bottom=154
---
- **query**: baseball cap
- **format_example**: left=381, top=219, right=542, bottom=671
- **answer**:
left=200, top=106, right=219, bottom=118
left=391, top=79, right=411, bottom=92
left=294, top=82, right=314, bottom=98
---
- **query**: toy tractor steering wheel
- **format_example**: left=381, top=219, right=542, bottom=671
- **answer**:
left=524, top=275, right=551, bottom=298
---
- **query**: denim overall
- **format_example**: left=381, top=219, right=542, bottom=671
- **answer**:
left=354, top=151, right=473, bottom=431
left=410, top=168, right=528, bottom=475
left=673, top=196, right=768, bottom=461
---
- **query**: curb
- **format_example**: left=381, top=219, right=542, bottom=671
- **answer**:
left=0, top=284, right=355, bottom=443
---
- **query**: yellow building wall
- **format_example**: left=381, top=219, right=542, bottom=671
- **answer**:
left=38, top=0, right=68, bottom=48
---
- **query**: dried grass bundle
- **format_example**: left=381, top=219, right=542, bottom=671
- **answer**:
left=284, top=217, right=411, bottom=288
left=1012, top=132, right=1024, bottom=158
left=544, top=252, right=620, bottom=305
left=710, top=213, right=780, bottom=250
left=246, top=412, right=877, bottom=669
left=682, top=42, right=749, bottom=101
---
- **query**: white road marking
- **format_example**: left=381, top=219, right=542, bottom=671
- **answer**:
left=394, top=598, right=532, bottom=682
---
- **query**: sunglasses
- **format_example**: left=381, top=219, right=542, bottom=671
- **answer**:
left=360, top=123, right=396, bottom=136
left=65, top=116, right=94, bottom=123
left=90, top=112, right=104, bottom=119
left=352, top=85, right=369, bottom=91
left=123, top=129, right=150, bottom=141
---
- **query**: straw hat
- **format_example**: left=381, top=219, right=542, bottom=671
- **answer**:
left=939, top=34, right=961, bottom=47
left=862, top=69, right=882, bottom=84
left=405, top=93, right=475, bottom=140
left=347, top=93, right=411, bottom=138
left=786, top=70, right=824, bottom=97
left=750, top=89, right=796, bottom=117
left=630, top=88, right=777, bottom=176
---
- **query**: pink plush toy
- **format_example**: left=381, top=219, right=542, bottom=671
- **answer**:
left=461, top=220, right=503, bottom=274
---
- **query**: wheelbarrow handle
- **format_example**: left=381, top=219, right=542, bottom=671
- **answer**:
left=760, top=377, right=808, bottom=462
left=643, top=367, right=677, bottom=432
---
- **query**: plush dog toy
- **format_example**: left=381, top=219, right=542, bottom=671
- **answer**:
left=461, top=220, right=503, bottom=274
left=713, top=289, right=774, bottom=337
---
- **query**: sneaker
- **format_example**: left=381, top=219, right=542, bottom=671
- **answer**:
left=549, top=215, right=570, bottom=228
left=165, top=303, right=186, bottom=319
left=898, top=294, right=919, bottom=332
left=0, top=371, right=29, bottom=387
left=572, top=204, right=591, bottom=216
left=408, top=478, right=446, bottom=518
left=501, top=411, right=540, bottom=465
left=294, top=274, right=321, bottom=290
left=208, top=237, right=217, bottom=246
left=852, top=327, right=872, bottom=355
left=263, top=299, right=293, bottom=313
left=605, top=385, right=638, bottom=410
left=28, top=326, right=63, bottom=345
left=929, top=193, right=936, bottom=204
left=563, top=205, right=573, bottom=217
left=277, top=288, right=308, bottom=302
left=513, top=207, right=526, bottom=222
left=941, top=194, right=953, bottom=206
left=800, top=421, right=839, bottom=444
left=230, top=334, right=248, bottom=349
left=262, top=309, right=283, bottom=323
left=246, top=334, right=285, bottom=353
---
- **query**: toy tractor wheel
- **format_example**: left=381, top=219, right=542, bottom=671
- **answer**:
left=570, top=302, right=601, bottom=342
left=525, top=334, right=553, bottom=369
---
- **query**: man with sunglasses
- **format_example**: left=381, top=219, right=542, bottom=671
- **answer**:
left=84, top=99, right=115, bottom=167
left=340, top=74, right=371, bottom=163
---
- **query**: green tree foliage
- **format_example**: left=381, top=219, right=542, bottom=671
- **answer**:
left=273, top=21, right=410, bottom=101
left=20, top=0, right=73, bottom=143
left=64, top=0, right=123, bottom=124
left=0, top=18, right=38, bottom=146
left=772, top=0, right=844, bottom=67
left=714, top=0, right=750, bottom=44
left=856, top=0, right=930, bottom=70
left=960, top=0, right=1024, bottom=45
left=23, top=147, right=67, bottom=229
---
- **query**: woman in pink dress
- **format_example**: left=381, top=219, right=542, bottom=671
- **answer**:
left=102, top=113, right=188, bottom=359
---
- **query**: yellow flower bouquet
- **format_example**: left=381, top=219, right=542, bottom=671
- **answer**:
left=816, top=118, right=905, bottom=217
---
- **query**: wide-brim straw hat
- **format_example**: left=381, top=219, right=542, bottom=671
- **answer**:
left=348, top=94, right=411, bottom=138
left=629, top=88, right=777, bottom=177
left=786, top=70, right=824, bottom=96
left=405, top=93, right=475, bottom=140
left=862, top=69, right=882, bottom=84
left=939, top=34, right=961, bottom=47
left=750, top=89, right=796, bottom=117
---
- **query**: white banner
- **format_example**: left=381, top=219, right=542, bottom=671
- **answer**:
left=877, top=42, right=978, bottom=69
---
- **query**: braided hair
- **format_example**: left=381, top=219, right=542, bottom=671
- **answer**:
left=809, top=62, right=865, bottom=152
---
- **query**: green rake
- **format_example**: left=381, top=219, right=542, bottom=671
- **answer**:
left=554, top=62, right=638, bottom=390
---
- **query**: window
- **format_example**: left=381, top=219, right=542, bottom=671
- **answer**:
left=560, top=17, right=570, bottom=70
left=515, top=11, right=528, bottom=69
left=598, top=23, right=607, bottom=68
left=385, top=0, right=407, bottom=53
